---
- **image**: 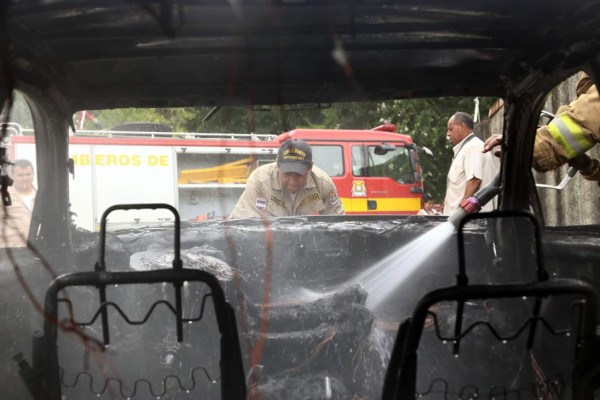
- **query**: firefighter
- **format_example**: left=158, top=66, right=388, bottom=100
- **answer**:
left=483, top=72, right=600, bottom=180
left=229, top=139, right=344, bottom=218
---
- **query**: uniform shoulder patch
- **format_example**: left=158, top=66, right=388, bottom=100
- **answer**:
left=255, top=197, right=267, bottom=211
left=327, top=190, right=340, bottom=206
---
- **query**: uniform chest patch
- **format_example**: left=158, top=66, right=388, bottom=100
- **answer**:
left=299, top=192, right=321, bottom=208
left=270, top=195, right=286, bottom=208
left=255, top=197, right=267, bottom=210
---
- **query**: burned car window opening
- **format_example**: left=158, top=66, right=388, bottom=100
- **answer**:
left=2, top=2, right=600, bottom=400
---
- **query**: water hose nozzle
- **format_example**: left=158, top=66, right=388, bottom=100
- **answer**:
left=459, top=197, right=481, bottom=214
left=448, top=173, right=501, bottom=228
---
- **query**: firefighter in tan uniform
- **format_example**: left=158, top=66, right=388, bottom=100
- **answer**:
left=484, top=72, right=600, bottom=180
left=230, top=139, right=344, bottom=218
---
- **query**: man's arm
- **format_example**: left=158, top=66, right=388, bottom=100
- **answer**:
left=320, top=179, right=345, bottom=215
left=463, top=177, right=482, bottom=200
left=534, top=80, right=599, bottom=172
left=462, top=145, right=484, bottom=200
left=229, top=173, right=266, bottom=218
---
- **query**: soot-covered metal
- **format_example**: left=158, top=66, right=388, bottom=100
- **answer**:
left=7, top=0, right=600, bottom=109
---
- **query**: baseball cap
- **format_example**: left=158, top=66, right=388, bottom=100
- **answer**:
left=277, top=139, right=313, bottom=175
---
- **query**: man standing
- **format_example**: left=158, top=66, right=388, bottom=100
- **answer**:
left=443, top=112, right=496, bottom=215
left=230, top=139, right=344, bottom=218
left=0, top=159, right=37, bottom=247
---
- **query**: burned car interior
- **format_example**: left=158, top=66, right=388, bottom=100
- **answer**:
left=1, top=1, right=600, bottom=399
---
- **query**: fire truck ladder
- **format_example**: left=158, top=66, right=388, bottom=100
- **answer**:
left=382, top=210, right=599, bottom=400
left=178, top=156, right=256, bottom=184
left=17, top=203, right=246, bottom=400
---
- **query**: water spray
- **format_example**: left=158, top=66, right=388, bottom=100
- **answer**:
left=448, top=173, right=501, bottom=228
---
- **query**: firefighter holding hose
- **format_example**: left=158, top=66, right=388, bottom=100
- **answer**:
left=483, top=71, right=600, bottom=180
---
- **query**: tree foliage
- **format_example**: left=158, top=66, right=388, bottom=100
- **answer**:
left=88, top=97, right=496, bottom=202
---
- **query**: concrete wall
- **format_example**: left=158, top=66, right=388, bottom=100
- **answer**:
left=486, top=74, right=600, bottom=226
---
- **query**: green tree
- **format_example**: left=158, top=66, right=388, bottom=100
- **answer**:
left=88, top=108, right=198, bottom=131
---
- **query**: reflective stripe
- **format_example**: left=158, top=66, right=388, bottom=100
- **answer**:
left=548, top=113, right=595, bottom=159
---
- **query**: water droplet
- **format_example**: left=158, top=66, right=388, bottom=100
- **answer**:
left=502, top=340, right=507, bottom=344
left=565, top=332, right=571, bottom=337
left=522, top=296, right=527, bottom=300
left=212, top=380, right=218, bottom=384
left=185, top=390, right=190, bottom=394
left=188, top=321, right=193, bottom=324
left=114, top=284, right=118, bottom=287
left=454, top=354, right=459, bottom=358
left=452, top=340, right=457, bottom=344
left=442, top=340, right=447, bottom=344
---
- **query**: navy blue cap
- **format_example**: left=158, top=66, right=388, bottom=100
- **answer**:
left=277, top=139, right=313, bottom=174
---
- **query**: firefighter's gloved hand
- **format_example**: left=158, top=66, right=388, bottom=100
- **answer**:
left=580, top=157, right=600, bottom=181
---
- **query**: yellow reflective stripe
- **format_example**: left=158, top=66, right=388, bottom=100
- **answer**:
left=340, top=197, right=421, bottom=212
left=548, top=113, right=595, bottom=159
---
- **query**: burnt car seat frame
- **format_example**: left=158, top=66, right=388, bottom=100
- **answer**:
left=382, top=211, right=599, bottom=400
left=21, top=203, right=246, bottom=400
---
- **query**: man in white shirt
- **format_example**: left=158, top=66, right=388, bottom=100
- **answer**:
left=443, top=112, right=496, bottom=215
left=0, top=159, right=37, bottom=247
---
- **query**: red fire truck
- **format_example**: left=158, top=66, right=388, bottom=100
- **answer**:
left=8, top=123, right=423, bottom=230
